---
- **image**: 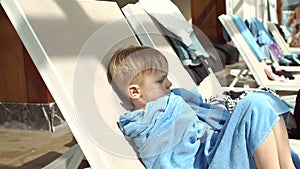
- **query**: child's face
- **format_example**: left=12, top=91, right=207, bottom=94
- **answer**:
left=139, top=70, right=172, bottom=103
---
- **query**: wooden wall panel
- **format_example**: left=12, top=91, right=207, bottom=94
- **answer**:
left=191, top=0, right=226, bottom=43
left=0, top=5, right=53, bottom=103
left=0, top=6, right=27, bottom=102
left=23, top=48, right=54, bottom=103
left=277, top=0, right=283, bottom=25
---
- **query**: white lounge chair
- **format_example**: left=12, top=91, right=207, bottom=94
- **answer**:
left=267, top=22, right=300, bottom=53
left=219, top=14, right=300, bottom=92
left=1, top=0, right=144, bottom=168
left=2, top=0, right=222, bottom=168
left=267, top=22, right=300, bottom=72
left=2, top=0, right=299, bottom=168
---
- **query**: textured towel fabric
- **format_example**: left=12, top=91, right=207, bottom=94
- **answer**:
left=245, top=18, right=274, bottom=60
left=230, top=15, right=267, bottom=62
left=245, top=18, right=274, bottom=46
left=207, top=91, right=289, bottom=169
left=119, top=88, right=289, bottom=169
left=120, top=88, right=229, bottom=168
left=244, top=18, right=300, bottom=66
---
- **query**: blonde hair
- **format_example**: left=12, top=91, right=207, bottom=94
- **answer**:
left=108, top=46, right=168, bottom=97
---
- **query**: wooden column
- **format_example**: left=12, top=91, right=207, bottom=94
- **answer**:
left=277, top=0, right=283, bottom=25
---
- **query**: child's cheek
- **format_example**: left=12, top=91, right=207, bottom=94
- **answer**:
left=148, top=89, right=165, bottom=101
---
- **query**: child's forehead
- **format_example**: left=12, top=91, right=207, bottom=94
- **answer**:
left=153, top=68, right=168, bottom=74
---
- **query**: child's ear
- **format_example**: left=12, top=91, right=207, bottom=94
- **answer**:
left=128, top=85, right=141, bottom=99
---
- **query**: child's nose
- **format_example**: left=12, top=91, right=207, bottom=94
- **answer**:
left=166, top=78, right=172, bottom=88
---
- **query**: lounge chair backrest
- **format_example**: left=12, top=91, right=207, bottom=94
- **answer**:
left=267, top=22, right=291, bottom=55
left=219, top=14, right=300, bottom=91
left=2, top=0, right=145, bottom=168
left=219, top=15, right=269, bottom=86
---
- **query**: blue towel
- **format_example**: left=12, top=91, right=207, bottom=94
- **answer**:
left=230, top=14, right=268, bottom=61
left=119, top=88, right=290, bottom=169
left=207, top=91, right=289, bottom=168
left=245, top=18, right=274, bottom=60
left=245, top=18, right=274, bottom=46
left=120, top=88, right=229, bottom=168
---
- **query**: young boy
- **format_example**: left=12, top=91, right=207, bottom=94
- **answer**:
left=108, top=46, right=298, bottom=169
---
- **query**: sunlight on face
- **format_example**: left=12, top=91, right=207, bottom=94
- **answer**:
left=140, top=70, right=172, bottom=103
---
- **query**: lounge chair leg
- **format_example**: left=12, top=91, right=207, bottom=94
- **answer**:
left=229, top=66, right=248, bottom=88
left=42, top=144, right=85, bottom=169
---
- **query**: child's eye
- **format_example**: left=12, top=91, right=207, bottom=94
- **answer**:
left=156, top=75, right=167, bottom=83
left=156, top=79, right=164, bottom=83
